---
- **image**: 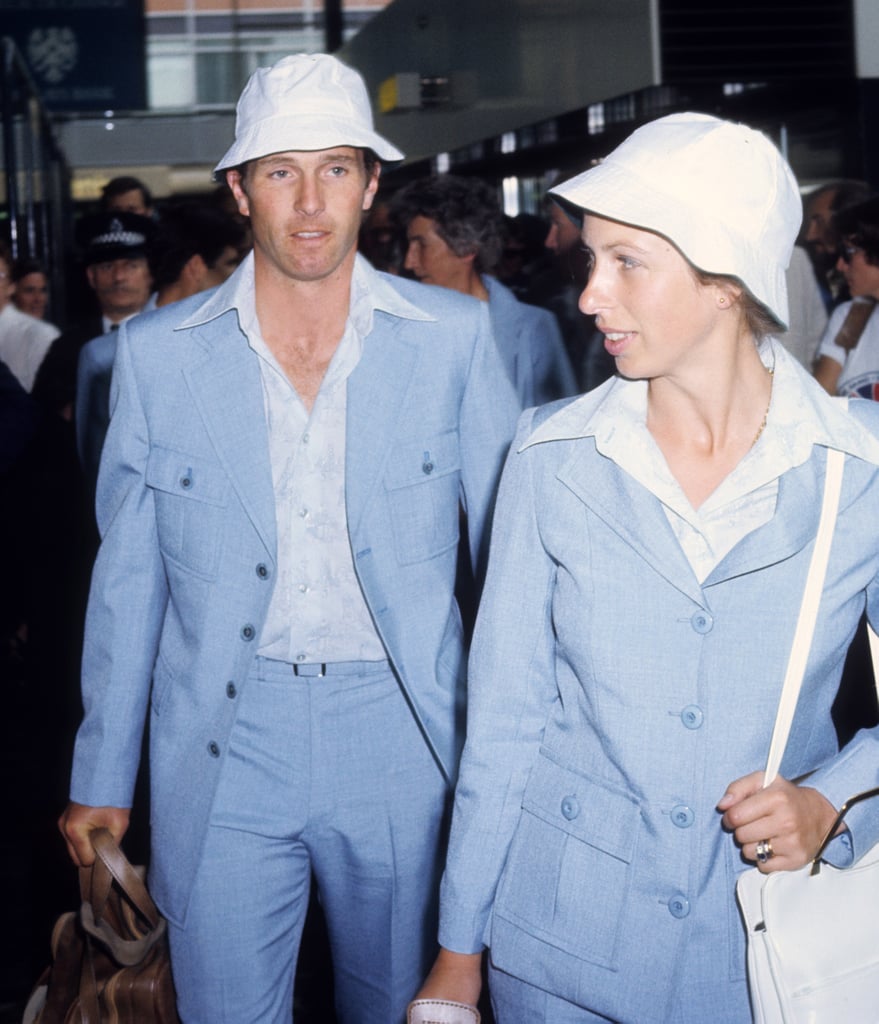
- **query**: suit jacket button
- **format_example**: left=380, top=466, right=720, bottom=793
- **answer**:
left=207, top=741, right=220, bottom=758
left=668, top=894, right=690, bottom=919
left=256, top=563, right=270, bottom=579
left=241, top=624, right=255, bottom=640
left=226, top=682, right=237, bottom=699
left=680, top=705, right=704, bottom=729
left=561, top=796, right=580, bottom=820
left=690, top=610, right=714, bottom=634
left=670, top=805, right=695, bottom=829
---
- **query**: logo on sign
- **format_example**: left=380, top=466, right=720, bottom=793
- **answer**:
left=27, top=27, right=78, bottom=85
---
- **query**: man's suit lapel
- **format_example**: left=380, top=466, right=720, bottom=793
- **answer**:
left=346, top=314, right=420, bottom=536
left=182, top=313, right=277, bottom=557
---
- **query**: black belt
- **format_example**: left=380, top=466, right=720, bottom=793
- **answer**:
left=290, top=659, right=390, bottom=678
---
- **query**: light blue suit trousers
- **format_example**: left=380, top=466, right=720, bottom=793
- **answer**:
left=169, top=657, right=448, bottom=1023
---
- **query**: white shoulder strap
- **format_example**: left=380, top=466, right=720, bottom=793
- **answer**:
left=763, top=447, right=845, bottom=786
left=868, top=623, right=879, bottom=701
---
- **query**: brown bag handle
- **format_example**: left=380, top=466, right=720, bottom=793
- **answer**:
left=833, top=298, right=876, bottom=352
left=77, top=829, right=167, bottom=972
left=80, top=827, right=161, bottom=929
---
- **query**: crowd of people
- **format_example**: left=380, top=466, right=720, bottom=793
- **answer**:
left=3, top=49, right=879, bottom=1024
left=0, top=178, right=255, bottom=1012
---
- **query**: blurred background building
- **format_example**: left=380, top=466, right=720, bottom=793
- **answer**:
left=8, top=1, right=879, bottom=197
left=3, top=0, right=879, bottom=317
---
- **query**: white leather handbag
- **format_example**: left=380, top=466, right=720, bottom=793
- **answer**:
left=736, top=447, right=879, bottom=1023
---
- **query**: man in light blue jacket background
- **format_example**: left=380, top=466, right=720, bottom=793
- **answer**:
left=59, top=53, right=519, bottom=1024
left=392, top=173, right=579, bottom=409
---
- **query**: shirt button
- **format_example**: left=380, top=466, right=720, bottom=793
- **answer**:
left=256, top=563, right=269, bottom=579
left=299, top=508, right=308, bottom=518
left=560, top=796, right=580, bottom=821
left=680, top=705, right=704, bottom=729
left=226, top=682, right=237, bottom=699
left=668, top=894, right=690, bottom=919
left=690, top=610, right=714, bottom=634
left=296, top=653, right=306, bottom=662
left=207, top=741, right=220, bottom=758
left=298, top=583, right=308, bottom=593
left=241, top=624, right=255, bottom=641
left=670, top=805, right=695, bottom=829
left=302, top=432, right=310, bottom=445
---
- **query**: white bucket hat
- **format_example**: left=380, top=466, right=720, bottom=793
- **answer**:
left=214, top=53, right=404, bottom=177
left=549, top=112, right=802, bottom=328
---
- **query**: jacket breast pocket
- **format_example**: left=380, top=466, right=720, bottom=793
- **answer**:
left=384, top=431, right=460, bottom=565
left=145, top=445, right=228, bottom=579
left=493, top=751, right=641, bottom=970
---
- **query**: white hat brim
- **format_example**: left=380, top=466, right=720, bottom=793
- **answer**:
left=214, top=114, right=404, bottom=176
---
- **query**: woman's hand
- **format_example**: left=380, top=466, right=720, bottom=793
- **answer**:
left=412, top=948, right=483, bottom=1008
left=717, top=771, right=839, bottom=872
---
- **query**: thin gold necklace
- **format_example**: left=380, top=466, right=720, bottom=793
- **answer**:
left=750, top=367, right=775, bottom=449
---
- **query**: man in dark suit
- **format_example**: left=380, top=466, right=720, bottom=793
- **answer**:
left=32, top=211, right=153, bottom=421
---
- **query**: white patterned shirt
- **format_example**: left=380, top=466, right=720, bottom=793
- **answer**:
left=228, top=254, right=416, bottom=663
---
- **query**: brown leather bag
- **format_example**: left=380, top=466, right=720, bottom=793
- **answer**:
left=22, top=829, right=180, bottom=1024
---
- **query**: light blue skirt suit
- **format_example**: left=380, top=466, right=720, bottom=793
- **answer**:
left=438, top=350, right=879, bottom=1022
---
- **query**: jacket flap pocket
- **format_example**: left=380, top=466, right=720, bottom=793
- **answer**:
left=385, top=431, right=460, bottom=490
left=522, top=752, right=640, bottom=862
left=145, top=446, right=228, bottom=506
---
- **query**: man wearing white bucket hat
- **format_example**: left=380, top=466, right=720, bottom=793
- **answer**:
left=415, top=113, right=879, bottom=1021
left=59, top=53, right=519, bottom=1022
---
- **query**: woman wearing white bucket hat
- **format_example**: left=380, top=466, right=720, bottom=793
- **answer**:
left=412, top=113, right=879, bottom=1022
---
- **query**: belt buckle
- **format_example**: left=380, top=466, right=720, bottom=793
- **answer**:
left=293, top=662, right=327, bottom=678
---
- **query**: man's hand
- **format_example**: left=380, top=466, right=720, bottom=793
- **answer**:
left=58, top=801, right=131, bottom=867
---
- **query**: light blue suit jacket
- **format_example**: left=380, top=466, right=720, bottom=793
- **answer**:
left=69, top=265, right=520, bottom=925
left=76, top=297, right=158, bottom=496
left=439, top=363, right=879, bottom=1022
left=484, top=275, right=578, bottom=408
